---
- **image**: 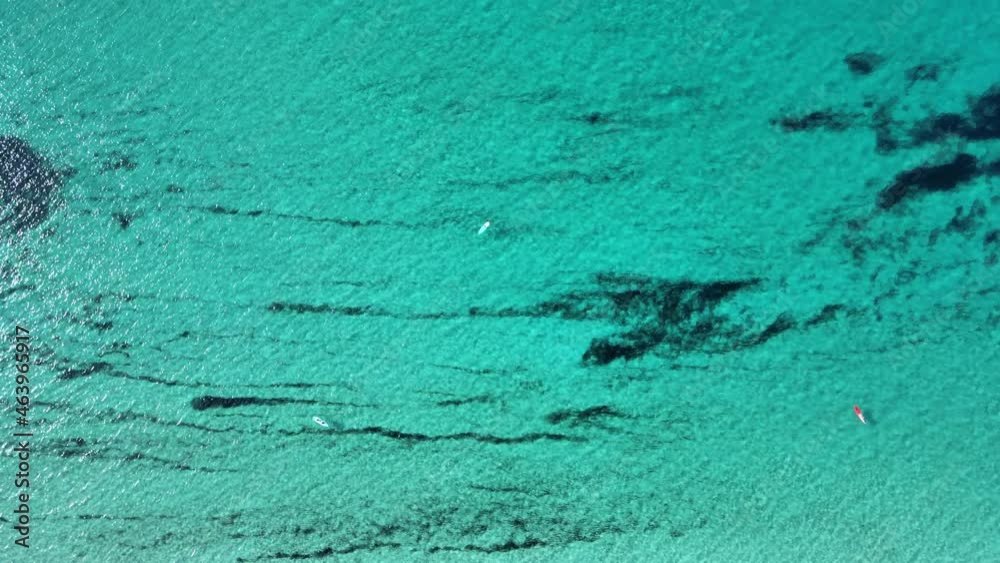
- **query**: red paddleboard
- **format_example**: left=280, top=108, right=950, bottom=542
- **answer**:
left=853, top=405, right=867, bottom=425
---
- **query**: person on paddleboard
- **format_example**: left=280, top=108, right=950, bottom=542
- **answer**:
left=853, top=405, right=867, bottom=425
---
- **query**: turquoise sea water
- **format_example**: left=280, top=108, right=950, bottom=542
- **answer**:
left=1, top=1, right=998, bottom=561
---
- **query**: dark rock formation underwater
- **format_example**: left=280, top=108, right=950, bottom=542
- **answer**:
left=1, top=136, right=67, bottom=238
